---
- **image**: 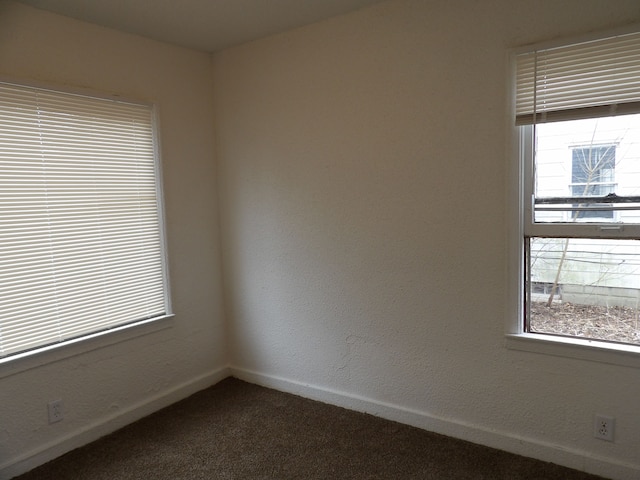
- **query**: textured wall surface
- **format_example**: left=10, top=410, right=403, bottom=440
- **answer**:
left=0, top=2, right=227, bottom=478
left=213, top=1, right=640, bottom=479
left=2, top=0, right=640, bottom=479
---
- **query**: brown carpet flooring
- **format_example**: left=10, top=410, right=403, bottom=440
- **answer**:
left=15, top=377, right=609, bottom=480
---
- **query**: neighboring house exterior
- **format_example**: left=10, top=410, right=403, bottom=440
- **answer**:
left=530, top=114, right=640, bottom=307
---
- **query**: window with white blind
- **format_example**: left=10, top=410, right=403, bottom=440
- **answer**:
left=0, top=81, right=171, bottom=360
left=514, top=30, right=640, bottom=348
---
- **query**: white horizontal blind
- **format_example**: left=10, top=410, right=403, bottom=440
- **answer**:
left=516, top=31, right=640, bottom=125
left=0, top=81, right=168, bottom=358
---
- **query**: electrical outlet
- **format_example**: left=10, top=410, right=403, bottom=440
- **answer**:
left=594, top=414, right=615, bottom=442
left=48, top=399, right=64, bottom=424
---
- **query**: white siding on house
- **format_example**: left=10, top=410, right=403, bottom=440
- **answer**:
left=535, top=114, right=640, bottom=223
left=531, top=114, right=640, bottom=304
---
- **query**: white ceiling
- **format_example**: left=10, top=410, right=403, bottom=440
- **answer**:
left=17, top=0, right=387, bottom=53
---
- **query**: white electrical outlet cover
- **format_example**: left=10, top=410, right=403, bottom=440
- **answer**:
left=594, top=414, right=615, bottom=442
left=48, top=399, right=64, bottom=424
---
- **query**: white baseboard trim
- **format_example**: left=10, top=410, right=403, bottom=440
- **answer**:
left=230, top=367, right=640, bottom=480
left=1, top=366, right=231, bottom=480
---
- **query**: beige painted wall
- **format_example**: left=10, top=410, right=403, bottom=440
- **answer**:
left=214, top=1, right=640, bottom=478
left=0, top=2, right=226, bottom=477
left=2, top=0, right=640, bottom=478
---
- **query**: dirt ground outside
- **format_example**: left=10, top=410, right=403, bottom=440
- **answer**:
left=530, top=302, right=640, bottom=345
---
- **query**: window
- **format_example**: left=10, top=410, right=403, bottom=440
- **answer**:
left=571, top=145, right=615, bottom=220
left=515, top=31, right=640, bottom=347
left=0, top=81, right=171, bottom=359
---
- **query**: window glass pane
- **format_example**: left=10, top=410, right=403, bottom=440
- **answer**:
left=528, top=237, right=640, bottom=345
left=534, top=114, right=640, bottom=223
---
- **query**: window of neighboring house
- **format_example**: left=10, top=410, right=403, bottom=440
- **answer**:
left=571, top=145, right=615, bottom=220
left=515, top=31, right=640, bottom=348
left=0, top=80, right=172, bottom=360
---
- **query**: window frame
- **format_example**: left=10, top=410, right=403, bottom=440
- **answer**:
left=505, top=27, right=640, bottom=367
left=0, top=77, right=174, bottom=367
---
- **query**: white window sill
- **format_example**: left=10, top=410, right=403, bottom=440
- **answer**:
left=0, top=314, right=175, bottom=379
left=505, top=333, right=640, bottom=369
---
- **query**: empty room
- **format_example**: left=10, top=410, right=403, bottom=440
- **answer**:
left=1, top=0, right=640, bottom=479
